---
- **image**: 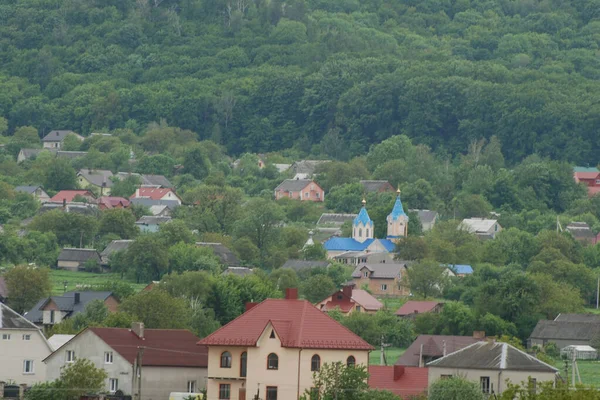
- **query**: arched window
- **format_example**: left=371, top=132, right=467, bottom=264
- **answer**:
left=267, top=353, right=279, bottom=370
left=240, top=352, right=247, bottom=377
left=311, top=354, right=321, bottom=372
left=220, top=351, right=232, bottom=368
left=358, top=228, right=362, bottom=237
left=347, top=356, right=356, bottom=368
left=366, top=229, right=369, bottom=237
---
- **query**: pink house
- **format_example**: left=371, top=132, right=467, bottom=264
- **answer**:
left=274, top=179, right=324, bottom=202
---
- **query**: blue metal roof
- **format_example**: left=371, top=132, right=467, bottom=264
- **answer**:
left=453, top=265, right=473, bottom=274
left=389, top=194, right=408, bottom=221
left=324, top=237, right=372, bottom=251
left=353, top=207, right=373, bottom=227
left=379, top=239, right=396, bottom=252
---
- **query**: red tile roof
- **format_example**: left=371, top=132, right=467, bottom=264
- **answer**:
left=90, top=327, right=207, bottom=367
left=320, top=289, right=383, bottom=313
left=130, top=188, right=176, bottom=200
left=98, top=196, right=130, bottom=209
left=395, top=301, right=442, bottom=316
left=50, top=190, right=95, bottom=203
left=574, top=172, right=600, bottom=181
left=198, top=298, right=374, bottom=350
left=368, top=366, right=428, bottom=399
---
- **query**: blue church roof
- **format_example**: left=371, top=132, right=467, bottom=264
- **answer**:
left=389, top=194, right=408, bottom=221
left=324, top=237, right=396, bottom=252
left=353, top=206, right=373, bottom=227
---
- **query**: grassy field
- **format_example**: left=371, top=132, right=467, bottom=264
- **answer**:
left=369, top=347, right=406, bottom=365
left=552, top=359, right=600, bottom=387
left=49, top=270, right=147, bottom=295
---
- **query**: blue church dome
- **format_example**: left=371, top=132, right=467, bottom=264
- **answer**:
left=353, top=205, right=373, bottom=227
left=389, top=192, right=408, bottom=221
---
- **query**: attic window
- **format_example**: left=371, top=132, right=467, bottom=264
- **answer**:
left=337, top=294, right=343, bottom=300
left=270, top=330, right=276, bottom=339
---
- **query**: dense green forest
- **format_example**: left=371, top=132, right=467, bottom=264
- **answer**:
left=1, top=0, right=600, bottom=161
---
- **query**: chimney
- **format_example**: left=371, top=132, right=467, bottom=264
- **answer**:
left=473, top=331, right=486, bottom=340
left=135, top=188, right=140, bottom=197
left=132, top=322, right=145, bottom=339
left=74, top=292, right=80, bottom=304
left=285, top=288, right=298, bottom=300
left=62, top=198, right=67, bottom=209
left=342, top=285, right=352, bottom=298
left=245, top=302, right=258, bottom=312
left=393, top=365, right=405, bottom=381
left=442, top=340, right=447, bottom=356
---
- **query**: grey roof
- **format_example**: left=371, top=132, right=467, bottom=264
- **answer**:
left=529, top=320, right=600, bottom=341
left=25, top=291, right=113, bottom=323
left=14, top=185, right=42, bottom=194
left=352, top=263, right=407, bottom=279
left=19, top=148, right=49, bottom=160
left=222, top=267, right=254, bottom=276
left=39, top=202, right=99, bottom=216
left=281, top=260, right=330, bottom=272
left=408, top=209, right=439, bottom=225
left=58, top=248, right=101, bottom=263
left=427, top=341, right=558, bottom=373
left=149, top=205, right=170, bottom=216
left=42, top=130, right=77, bottom=142
left=78, top=169, right=114, bottom=188
left=135, top=216, right=172, bottom=226
left=291, top=160, right=330, bottom=175
left=275, top=179, right=314, bottom=192
left=115, top=172, right=173, bottom=188
left=56, top=151, right=87, bottom=160
left=130, top=198, right=180, bottom=210
left=555, top=313, right=600, bottom=323
left=397, top=335, right=481, bottom=367
left=0, top=303, right=40, bottom=330
left=317, top=213, right=357, bottom=226
left=566, top=223, right=595, bottom=239
left=360, top=180, right=393, bottom=192
left=100, top=240, right=134, bottom=264
left=196, top=242, right=240, bottom=267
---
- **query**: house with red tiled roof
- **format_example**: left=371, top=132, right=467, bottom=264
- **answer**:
left=130, top=187, right=182, bottom=205
left=395, top=301, right=444, bottom=318
left=44, top=323, right=207, bottom=400
left=198, top=289, right=373, bottom=400
left=98, top=196, right=130, bottom=210
left=368, top=365, right=428, bottom=399
left=49, top=190, right=95, bottom=203
left=316, top=285, right=383, bottom=315
left=573, top=167, right=600, bottom=197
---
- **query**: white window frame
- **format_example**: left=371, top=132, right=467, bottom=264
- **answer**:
left=363, top=271, right=368, bottom=278
left=66, top=350, right=75, bottom=363
left=2, top=334, right=10, bottom=340
left=105, top=351, right=113, bottom=364
left=22, top=334, right=31, bottom=341
left=187, top=380, right=197, bottom=393
left=109, top=378, right=118, bottom=393
left=381, top=284, right=388, bottom=291
left=23, top=360, right=34, bottom=374
left=480, top=376, right=490, bottom=394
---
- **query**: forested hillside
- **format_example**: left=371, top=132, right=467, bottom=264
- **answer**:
left=1, top=0, right=600, bottom=161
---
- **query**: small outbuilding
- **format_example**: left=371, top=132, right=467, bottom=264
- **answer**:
left=560, top=345, right=598, bottom=360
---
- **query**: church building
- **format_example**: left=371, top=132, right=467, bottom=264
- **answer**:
left=324, top=190, right=408, bottom=260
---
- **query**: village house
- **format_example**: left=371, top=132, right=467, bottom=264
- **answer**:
left=281, top=260, right=330, bottom=273
left=57, top=248, right=101, bottom=271
left=351, top=263, right=409, bottom=297
left=573, top=167, right=600, bottom=197
left=197, top=242, right=241, bottom=268
left=460, top=218, right=502, bottom=239
left=44, top=323, right=208, bottom=400
left=565, top=222, right=598, bottom=245
left=290, top=160, right=330, bottom=179
left=427, top=341, right=558, bottom=395
left=25, top=292, right=118, bottom=328
left=130, top=187, right=182, bottom=205
left=316, top=285, right=383, bottom=314
left=39, top=202, right=98, bottom=216
left=368, top=365, right=428, bottom=399
left=41, top=130, right=84, bottom=149
left=17, top=148, right=48, bottom=163
left=360, top=180, right=395, bottom=193
left=222, top=267, right=254, bottom=277
left=198, top=289, right=373, bottom=400
left=444, top=264, right=474, bottom=277
left=316, top=213, right=357, bottom=227
left=396, top=301, right=444, bottom=318
left=97, top=196, right=130, bottom=210
left=49, top=190, right=96, bottom=204
left=528, top=313, right=600, bottom=350
left=408, top=209, right=439, bottom=231
left=396, top=334, right=484, bottom=367
left=100, top=240, right=134, bottom=266
left=77, top=169, right=114, bottom=195
left=135, top=216, right=172, bottom=233
left=0, top=303, right=53, bottom=386
left=274, top=179, right=324, bottom=202
left=115, top=172, right=174, bottom=188
left=333, top=251, right=396, bottom=265
left=14, top=185, right=50, bottom=203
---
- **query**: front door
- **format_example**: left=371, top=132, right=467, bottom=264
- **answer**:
left=239, top=388, right=246, bottom=400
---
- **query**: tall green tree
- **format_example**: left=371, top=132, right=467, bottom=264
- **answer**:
left=4, top=266, right=52, bottom=314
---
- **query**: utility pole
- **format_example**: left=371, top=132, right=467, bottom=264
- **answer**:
left=380, top=335, right=385, bottom=366
left=596, top=276, right=599, bottom=309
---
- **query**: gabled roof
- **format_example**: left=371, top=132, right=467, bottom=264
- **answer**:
left=354, top=206, right=373, bottom=227
left=360, top=180, right=394, bottom=193
left=352, top=263, right=406, bottom=279
left=574, top=171, right=600, bottom=180
left=100, top=240, right=134, bottom=263
left=368, top=366, right=428, bottom=399
left=324, top=238, right=396, bottom=252
left=408, top=209, right=438, bottom=225
left=396, top=301, right=442, bottom=316
left=427, top=341, right=558, bottom=373
left=56, top=151, right=88, bottom=159
left=196, top=242, right=240, bottom=267
left=447, top=264, right=474, bottom=275
left=50, top=190, right=95, bottom=203
left=317, top=213, right=357, bottom=226
left=18, top=148, right=48, bottom=160
left=48, top=334, right=75, bottom=351
left=222, top=267, right=254, bottom=276
left=291, top=160, right=330, bottom=174
left=281, top=260, right=330, bottom=272
left=135, top=216, right=172, bottom=226
left=199, top=298, right=373, bottom=350
left=566, top=222, right=595, bottom=239
left=14, top=185, right=43, bottom=194
left=78, top=169, right=114, bottom=187
left=574, top=167, right=600, bottom=173
left=130, top=198, right=180, bottom=210
left=396, top=335, right=482, bottom=367
left=42, top=130, right=80, bottom=142
left=274, top=179, right=314, bottom=192
left=319, top=288, right=382, bottom=313
left=460, top=218, right=498, bottom=233
left=98, top=196, right=130, bottom=209
left=149, top=205, right=170, bottom=215
left=130, top=187, right=178, bottom=201
left=347, top=289, right=382, bottom=311
left=555, top=313, right=600, bottom=323
left=115, top=172, right=173, bottom=188
left=40, top=202, right=99, bottom=216
left=25, top=291, right=114, bottom=323
left=0, top=303, right=40, bottom=330
left=58, top=248, right=101, bottom=263
left=529, top=320, right=600, bottom=341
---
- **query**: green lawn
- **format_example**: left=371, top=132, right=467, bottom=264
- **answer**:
left=369, top=347, right=406, bottom=365
left=553, top=359, right=600, bottom=387
left=49, top=270, right=147, bottom=295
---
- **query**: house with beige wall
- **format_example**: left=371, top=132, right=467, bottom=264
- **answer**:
left=427, top=341, right=558, bottom=395
left=0, top=303, right=53, bottom=385
left=351, top=263, right=409, bottom=297
left=316, top=285, right=383, bottom=315
left=44, top=324, right=208, bottom=400
left=198, top=289, right=373, bottom=400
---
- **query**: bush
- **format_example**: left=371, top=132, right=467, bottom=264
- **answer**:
left=429, top=377, right=485, bottom=400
